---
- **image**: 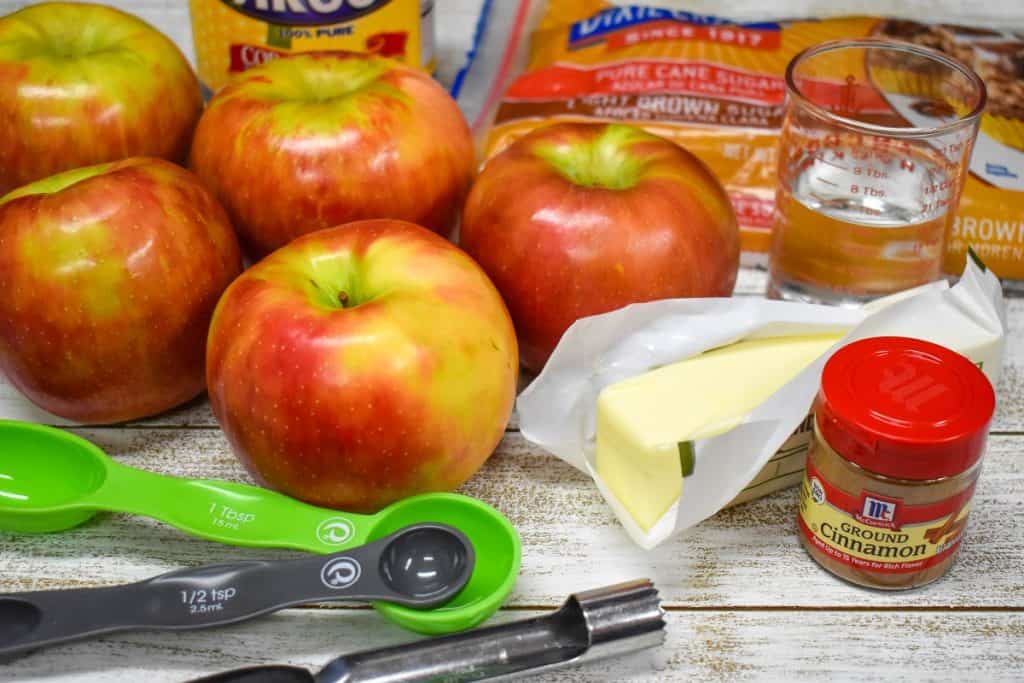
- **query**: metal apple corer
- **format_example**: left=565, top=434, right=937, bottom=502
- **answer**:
left=191, top=580, right=667, bottom=683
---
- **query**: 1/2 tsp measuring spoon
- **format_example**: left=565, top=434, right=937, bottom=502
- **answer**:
left=0, top=523, right=473, bottom=659
left=0, top=420, right=520, bottom=635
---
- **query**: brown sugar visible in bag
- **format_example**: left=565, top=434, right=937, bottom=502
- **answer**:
left=482, top=2, right=1024, bottom=283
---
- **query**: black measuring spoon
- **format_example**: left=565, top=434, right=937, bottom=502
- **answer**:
left=0, top=523, right=472, bottom=660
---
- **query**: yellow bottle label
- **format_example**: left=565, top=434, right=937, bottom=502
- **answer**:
left=189, top=0, right=435, bottom=94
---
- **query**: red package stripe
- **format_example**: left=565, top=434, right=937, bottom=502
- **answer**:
left=795, top=77, right=892, bottom=115
left=729, top=192, right=775, bottom=230
left=365, top=31, right=408, bottom=57
left=504, top=60, right=895, bottom=116
left=229, top=43, right=287, bottom=72
left=505, top=60, right=789, bottom=104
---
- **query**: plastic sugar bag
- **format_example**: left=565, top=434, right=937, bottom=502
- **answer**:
left=517, top=260, right=1005, bottom=549
left=461, top=1, right=1024, bottom=287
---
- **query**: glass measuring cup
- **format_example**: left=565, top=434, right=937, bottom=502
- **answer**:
left=0, top=421, right=520, bottom=635
left=768, top=39, right=986, bottom=305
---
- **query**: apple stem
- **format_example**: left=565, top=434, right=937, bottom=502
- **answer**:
left=338, top=291, right=349, bottom=306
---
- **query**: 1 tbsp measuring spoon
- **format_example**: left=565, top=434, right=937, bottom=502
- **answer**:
left=0, top=420, right=520, bottom=635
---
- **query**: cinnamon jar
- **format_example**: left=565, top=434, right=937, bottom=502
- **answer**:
left=797, top=336, right=996, bottom=590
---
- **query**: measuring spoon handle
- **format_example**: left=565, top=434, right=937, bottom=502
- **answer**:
left=96, top=463, right=374, bottom=554
left=0, top=530, right=454, bottom=659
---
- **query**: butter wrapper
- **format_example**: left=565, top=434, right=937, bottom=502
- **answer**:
left=517, top=261, right=1006, bottom=549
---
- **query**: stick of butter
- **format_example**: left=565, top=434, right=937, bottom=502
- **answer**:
left=595, top=334, right=841, bottom=532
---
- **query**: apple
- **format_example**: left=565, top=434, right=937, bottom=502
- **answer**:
left=0, top=158, right=243, bottom=423
left=190, top=52, right=475, bottom=258
left=0, top=2, right=202, bottom=196
left=206, top=219, right=518, bottom=512
left=460, top=122, right=740, bottom=371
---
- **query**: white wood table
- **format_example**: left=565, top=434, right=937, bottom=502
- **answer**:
left=1, top=1, right=1023, bottom=680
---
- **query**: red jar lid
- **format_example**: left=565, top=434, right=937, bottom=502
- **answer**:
left=817, top=336, right=995, bottom=481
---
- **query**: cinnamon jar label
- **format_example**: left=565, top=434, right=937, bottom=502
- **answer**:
left=798, top=459, right=975, bottom=573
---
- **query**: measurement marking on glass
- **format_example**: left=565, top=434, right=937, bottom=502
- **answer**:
left=854, top=167, right=889, bottom=179
left=770, top=38, right=983, bottom=304
left=816, top=156, right=849, bottom=171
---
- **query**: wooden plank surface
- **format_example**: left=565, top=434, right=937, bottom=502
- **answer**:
left=3, top=609, right=1023, bottom=682
left=3, top=429, right=1022, bottom=609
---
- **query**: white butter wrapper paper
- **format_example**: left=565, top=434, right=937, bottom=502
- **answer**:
left=518, top=261, right=1006, bottom=549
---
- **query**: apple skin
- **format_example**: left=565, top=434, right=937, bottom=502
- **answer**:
left=206, top=219, right=518, bottom=513
left=0, top=2, right=202, bottom=195
left=0, top=158, right=243, bottom=424
left=461, top=122, right=740, bottom=371
left=190, top=52, right=475, bottom=258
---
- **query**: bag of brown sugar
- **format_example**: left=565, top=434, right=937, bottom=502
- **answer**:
left=460, top=1, right=1024, bottom=290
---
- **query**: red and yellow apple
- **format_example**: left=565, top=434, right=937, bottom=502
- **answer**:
left=206, top=219, right=518, bottom=512
left=461, top=122, right=740, bottom=371
left=0, top=158, right=243, bottom=423
left=0, top=2, right=202, bottom=195
left=190, top=52, right=475, bottom=258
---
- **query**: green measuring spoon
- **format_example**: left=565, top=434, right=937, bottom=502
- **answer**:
left=0, top=420, right=520, bottom=635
